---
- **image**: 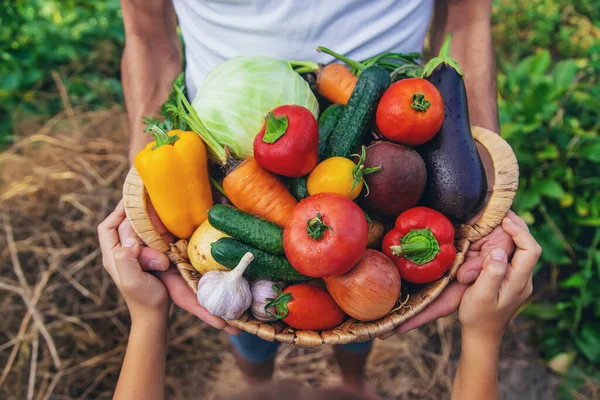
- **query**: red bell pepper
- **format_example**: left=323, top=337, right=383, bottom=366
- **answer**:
left=382, top=207, right=456, bottom=284
left=253, top=105, right=319, bottom=177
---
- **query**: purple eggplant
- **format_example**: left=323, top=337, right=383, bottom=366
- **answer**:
left=417, top=34, right=487, bottom=223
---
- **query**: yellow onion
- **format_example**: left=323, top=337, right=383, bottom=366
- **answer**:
left=324, top=249, right=401, bottom=322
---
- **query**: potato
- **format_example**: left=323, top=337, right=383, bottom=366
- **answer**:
left=360, top=141, right=427, bottom=220
left=367, top=219, right=385, bottom=249
left=188, top=220, right=230, bottom=274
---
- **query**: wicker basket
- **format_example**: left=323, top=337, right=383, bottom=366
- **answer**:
left=123, top=126, right=518, bottom=346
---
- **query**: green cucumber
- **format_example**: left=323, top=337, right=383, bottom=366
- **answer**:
left=208, top=204, right=284, bottom=254
left=289, top=176, right=309, bottom=201
left=289, top=104, right=344, bottom=201
left=325, top=65, right=390, bottom=158
left=210, top=238, right=309, bottom=282
left=317, top=103, right=344, bottom=161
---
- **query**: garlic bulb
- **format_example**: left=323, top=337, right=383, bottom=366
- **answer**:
left=250, top=280, right=286, bottom=322
left=196, top=252, right=254, bottom=320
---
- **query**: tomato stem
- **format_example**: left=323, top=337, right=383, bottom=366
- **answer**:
left=389, top=228, right=441, bottom=265
left=264, top=286, right=292, bottom=320
left=306, top=213, right=333, bottom=241
left=351, top=146, right=381, bottom=196
left=411, top=92, right=431, bottom=112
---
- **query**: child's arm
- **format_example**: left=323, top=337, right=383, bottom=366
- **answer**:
left=452, top=212, right=541, bottom=400
left=98, top=201, right=171, bottom=400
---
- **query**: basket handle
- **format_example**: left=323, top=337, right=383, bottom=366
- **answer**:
left=462, top=126, right=519, bottom=242
left=122, top=167, right=170, bottom=253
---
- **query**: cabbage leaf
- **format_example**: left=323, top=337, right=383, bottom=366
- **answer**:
left=191, top=56, right=319, bottom=163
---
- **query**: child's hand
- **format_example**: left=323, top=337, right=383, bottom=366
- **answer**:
left=98, top=201, right=171, bottom=322
left=458, top=212, right=541, bottom=342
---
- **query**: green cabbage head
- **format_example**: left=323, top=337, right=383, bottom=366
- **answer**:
left=192, top=56, right=319, bottom=160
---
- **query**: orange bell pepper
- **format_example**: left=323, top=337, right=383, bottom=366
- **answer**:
left=134, top=126, right=213, bottom=239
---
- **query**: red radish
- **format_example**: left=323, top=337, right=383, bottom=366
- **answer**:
left=253, top=105, right=319, bottom=177
left=324, top=250, right=401, bottom=322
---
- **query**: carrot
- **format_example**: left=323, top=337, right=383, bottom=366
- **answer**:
left=316, top=63, right=358, bottom=105
left=223, top=157, right=297, bottom=226
left=288, top=59, right=357, bottom=105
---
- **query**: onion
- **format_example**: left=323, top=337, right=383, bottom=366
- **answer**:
left=324, top=249, right=401, bottom=322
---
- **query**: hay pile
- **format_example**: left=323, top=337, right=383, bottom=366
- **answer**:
left=0, top=108, right=554, bottom=400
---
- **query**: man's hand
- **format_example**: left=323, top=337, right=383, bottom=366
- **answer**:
left=115, top=202, right=240, bottom=334
left=380, top=211, right=518, bottom=338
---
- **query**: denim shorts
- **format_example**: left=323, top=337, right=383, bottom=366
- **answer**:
left=229, top=331, right=373, bottom=363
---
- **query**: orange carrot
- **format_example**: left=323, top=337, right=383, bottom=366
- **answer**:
left=316, top=63, right=358, bottom=105
left=223, top=157, right=297, bottom=226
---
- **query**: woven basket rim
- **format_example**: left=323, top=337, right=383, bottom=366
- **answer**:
left=123, top=126, right=519, bottom=346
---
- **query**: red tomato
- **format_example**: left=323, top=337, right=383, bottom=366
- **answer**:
left=284, top=193, right=369, bottom=277
left=281, top=285, right=345, bottom=330
left=253, top=105, right=319, bottom=177
left=376, top=78, right=444, bottom=146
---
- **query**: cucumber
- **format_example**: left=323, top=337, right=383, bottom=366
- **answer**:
left=317, top=104, right=344, bottom=161
left=208, top=204, right=284, bottom=254
left=289, top=104, right=345, bottom=201
left=289, top=176, right=309, bottom=201
left=211, top=238, right=309, bottom=282
left=325, top=65, right=390, bottom=158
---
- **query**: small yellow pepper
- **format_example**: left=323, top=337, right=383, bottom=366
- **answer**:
left=134, top=126, right=213, bottom=239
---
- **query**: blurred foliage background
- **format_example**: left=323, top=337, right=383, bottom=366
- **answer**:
left=1, top=0, right=598, bottom=397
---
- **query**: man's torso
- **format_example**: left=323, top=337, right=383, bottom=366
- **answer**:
left=172, top=0, right=434, bottom=100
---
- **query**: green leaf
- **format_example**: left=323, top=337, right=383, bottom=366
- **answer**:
left=560, top=274, right=585, bottom=289
left=536, top=144, right=559, bottom=160
left=552, top=60, right=578, bottom=92
left=575, top=322, right=600, bottom=363
left=520, top=302, right=563, bottom=320
left=580, top=142, right=600, bottom=163
left=530, top=179, right=565, bottom=200
left=514, top=191, right=541, bottom=211
left=573, top=217, right=600, bottom=227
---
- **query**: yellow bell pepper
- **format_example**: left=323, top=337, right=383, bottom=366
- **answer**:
left=134, top=126, right=213, bottom=239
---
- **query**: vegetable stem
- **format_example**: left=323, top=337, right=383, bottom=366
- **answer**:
left=317, top=46, right=366, bottom=74
left=351, top=146, right=381, bottom=195
left=421, top=33, right=463, bottom=78
left=146, top=125, right=179, bottom=149
left=167, top=83, right=228, bottom=165
left=209, top=175, right=227, bottom=197
left=287, top=60, right=320, bottom=74
left=262, top=112, right=289, bottom=144
left=264, top=286, right=292, bottom=320
left=306, top=213, right=333, bottom=241
left=390, top=228, right=441, bottom=265
left=411, top=92, right=431, bottom=112
left=230, top=252, right=254, bottom=279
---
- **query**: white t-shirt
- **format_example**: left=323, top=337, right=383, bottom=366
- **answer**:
left=172, top=0, right=434, bottom=100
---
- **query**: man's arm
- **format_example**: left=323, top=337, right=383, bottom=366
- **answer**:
left=121, top=0, right=182, bottom=164
left=430, top=0, right=499, bottom=133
